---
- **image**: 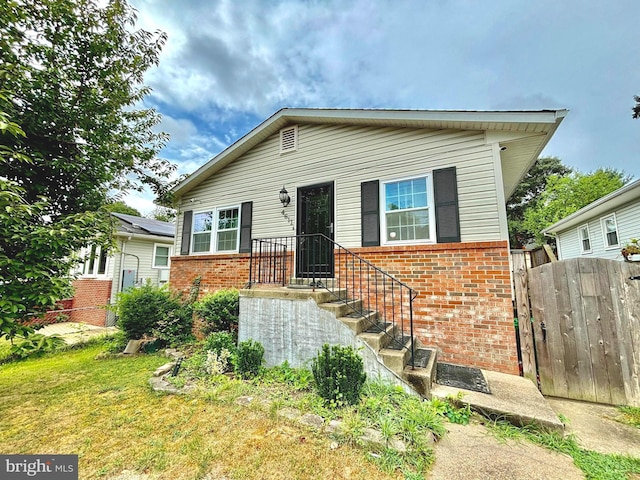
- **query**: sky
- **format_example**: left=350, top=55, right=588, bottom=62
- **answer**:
left=125, top=0, right=640, bottom=214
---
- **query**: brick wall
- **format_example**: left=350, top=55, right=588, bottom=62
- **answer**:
left=169, top=241, right=518, bottom=374
left=170, top=253, right=251, bottom=298
left=69, top=279, right=112, bottom=326
left=347, top=241, right=518, bottom=374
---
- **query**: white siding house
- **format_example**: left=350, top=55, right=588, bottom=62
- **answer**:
left=542, top=178, right=640, bottom=261
left=168, top=108, right=568, bottom=375
left=70, top=213, right=175, bottom=326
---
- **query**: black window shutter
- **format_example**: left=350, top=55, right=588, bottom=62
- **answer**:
left=180, top=210, right=193, bottom=255
left=238, top=201, right=253, bottom=253
left=361, top=180, right=380, bottom=247
left=433, top=167, right=461, bottom=243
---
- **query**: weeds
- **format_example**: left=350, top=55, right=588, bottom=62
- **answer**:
left=616, top=405, right=640, bottom=429
left=488, top=420, right=640, bottom=480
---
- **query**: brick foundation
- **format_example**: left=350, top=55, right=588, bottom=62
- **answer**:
left=169, top=241, right=518, bottom=374
left=69, top=279, right=113, bottom=326
left=170, top=253, right=251, bottom=298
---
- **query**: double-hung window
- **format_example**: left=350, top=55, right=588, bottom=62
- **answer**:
left=153, top=244, right=171, bottom=268
left=382, top=176, right=432, bottom=243
left=192, top=207, right=240, bottom=253
left=601, top=215, right=619, bottom=249
left=579, top=225, right=591, bottom=253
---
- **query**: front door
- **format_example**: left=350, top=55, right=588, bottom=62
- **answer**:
left=297, top=182, right=334, bottom=278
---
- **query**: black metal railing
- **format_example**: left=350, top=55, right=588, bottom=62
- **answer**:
left=248, top=234, right=418, bottom=367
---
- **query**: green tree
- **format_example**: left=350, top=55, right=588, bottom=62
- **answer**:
left=0, top=0, right=172, bottom=340
left=105, top=201, right=142, bottom=217
left=0, top=90, right=110, bottom=341
left=507, top=157, right=572, bottom=248
left=522, top=168, right=629, bottom=245
left=0, top=0, right=173, bottom=217
left=149, top=206, right=176, bottom=223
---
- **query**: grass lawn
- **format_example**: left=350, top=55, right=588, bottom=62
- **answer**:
left=0, top=343, right=402, bottom=480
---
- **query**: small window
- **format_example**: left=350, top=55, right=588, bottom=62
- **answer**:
left=153, top=245, right=171, bottom=268
left=78, top=245, right=108, bottom=276
left=579, top=225, right=591, bottom=253
left=191, top=207, right=240, bottom=253
left=601, top=215, right=619, bottom=249
left=382, top=176, right=432, bottom=243
left=280, top=125, right=298, bottom=153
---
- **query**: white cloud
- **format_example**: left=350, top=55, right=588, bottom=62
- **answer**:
left=129, top=0, right=640, bottom=180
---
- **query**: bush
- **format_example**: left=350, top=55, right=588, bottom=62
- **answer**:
left=311, top=344, right=366, bottom=406
left=203, top=331, right=237, bottom=356
left=153, top=304, right=195, bottom=347
left=194, top=289, right=239, bottom=335
left=235, top=339, right=264, bottom=379
left=115, top=283, right=181, bottom=339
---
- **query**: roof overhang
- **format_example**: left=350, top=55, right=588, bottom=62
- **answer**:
left=542, top=178, right=640, bottom=236
left=172, top=108, right=568, bottom=199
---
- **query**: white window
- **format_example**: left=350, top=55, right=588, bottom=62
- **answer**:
left=579, top=225, right=591, bottom=253
left=381, top=176, right=434, bottom=244
left=601, top=214, right=619, bottom=249
left=191, top=207, right=240, bottom=253
left=153, top=244, right=171, bottom=268
left=78, top=245, right=108, bottom=276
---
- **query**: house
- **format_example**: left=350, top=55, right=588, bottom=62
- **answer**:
left=541, top=178, right=640, bottom=261
left=170, top=108, right=567, bottom=376
left=70, top=213, right=175, bottom=326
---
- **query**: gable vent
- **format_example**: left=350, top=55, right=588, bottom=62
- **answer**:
left=280, top=125, right=298, bottom=153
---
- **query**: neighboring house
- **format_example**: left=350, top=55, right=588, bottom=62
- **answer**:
left=170, top=108, right=566, bottom=375
left=541, top=178, right=640, bottom=261
left=70, top=213, right=175, bottom=326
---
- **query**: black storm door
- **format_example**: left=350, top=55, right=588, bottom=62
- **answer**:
left=296, top=182, right=334, bottom=278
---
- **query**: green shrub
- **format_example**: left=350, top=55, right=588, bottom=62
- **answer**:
left=115, top=283, right=180, bottom=339
left=235, top=339, right=264, bottom=379
left=311, top=344, right=366, bottom=406
left=194, top=289, right=239, bottom=335
left=203, top=331, right=237, bottom=356
left=153, top=304, right=195, bottom=347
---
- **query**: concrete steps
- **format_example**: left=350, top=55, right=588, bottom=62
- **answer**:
left=280, top=278, right=439, bottom=399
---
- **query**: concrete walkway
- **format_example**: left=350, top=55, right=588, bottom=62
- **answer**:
left=429, top=372, right=640, bottom=479
left=37, top=322, right=118, bottom=345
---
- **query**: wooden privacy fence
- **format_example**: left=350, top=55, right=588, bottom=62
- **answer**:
left=513, top=254, right=640, bottom=407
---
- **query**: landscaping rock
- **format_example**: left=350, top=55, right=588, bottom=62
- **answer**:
left=153, top=362, right=175, bottom=377
left=299, top=413, right=324, bottom=429
left=164, top=348, right=183, bottom=360
left=148, top=376, right=196, bottom=395
left=123, top=339, right=143, bottom=354
left=235, top=396, right=254, bottom=406
left=325, top=419, right=342, bottom=434
left=277, top=407, right=302, bottom=421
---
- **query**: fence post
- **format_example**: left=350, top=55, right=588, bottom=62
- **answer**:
left=512, top=251, right=537, bottom=383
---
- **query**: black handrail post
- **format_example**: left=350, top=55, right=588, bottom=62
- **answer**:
left=248, top=239, right=254, bottom=285
left=410, top=289, right=415, bottom=369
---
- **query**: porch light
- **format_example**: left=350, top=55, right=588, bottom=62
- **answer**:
left=279, top=186, right=291, bottom=207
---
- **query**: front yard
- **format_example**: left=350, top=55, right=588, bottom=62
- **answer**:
left=0, top=340, right=433, bottom=480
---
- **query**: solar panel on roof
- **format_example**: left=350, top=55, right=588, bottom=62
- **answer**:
left=112, top=213, right=175, bottom=237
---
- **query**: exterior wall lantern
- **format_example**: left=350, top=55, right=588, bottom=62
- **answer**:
left=279, top=186, right=291, bottom=207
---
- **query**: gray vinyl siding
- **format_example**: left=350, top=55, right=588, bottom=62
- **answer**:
left=175, top=123, right=503, bottom=253
left=109, top=237, right=174, bottom=304
left=556, top=200, right=640, bottom=261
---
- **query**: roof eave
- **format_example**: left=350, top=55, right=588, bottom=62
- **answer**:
left=172, top=108, right=569, bottom=198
